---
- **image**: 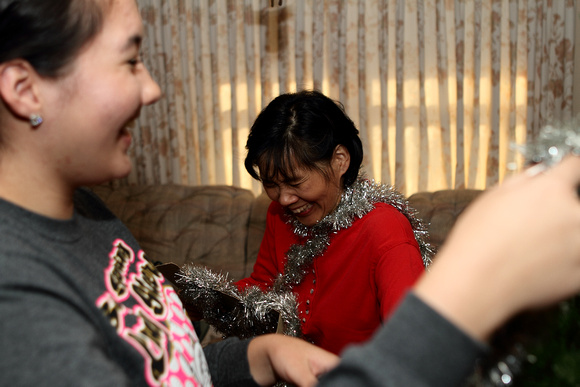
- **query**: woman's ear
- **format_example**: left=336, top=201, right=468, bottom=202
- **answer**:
left=332, top=144, right=351, bottom=176
left=0, top=59, right=42, bottom=120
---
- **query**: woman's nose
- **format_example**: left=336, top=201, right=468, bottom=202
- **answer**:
left=278, top=188, right=298, bottom=206
left=141, top=66, right=162, bottom=105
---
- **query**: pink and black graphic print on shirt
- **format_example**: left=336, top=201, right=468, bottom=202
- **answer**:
left=97, top=239, right=212, bottom=386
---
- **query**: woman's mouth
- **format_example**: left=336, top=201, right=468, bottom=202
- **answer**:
left=118, top=126, right=132, bottom=148
left=291, top=203, right=313, bottom=216
left=120, top=112, right=140, bottom=140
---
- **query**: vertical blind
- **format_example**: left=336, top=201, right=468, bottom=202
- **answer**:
left=130, top=0, right=575, bottom=196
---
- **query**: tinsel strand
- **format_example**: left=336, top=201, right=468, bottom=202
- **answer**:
left=176, top=266, right=302, bottom=339
left=519, top=122, right=580, bottom=166
left=177, top=174, right=433, bottom=341
left=274, top=175, right=433, bottom=292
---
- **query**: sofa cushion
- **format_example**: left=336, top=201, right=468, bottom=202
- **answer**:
left=91, top=184, right=255, bottom=280
left=407, top=189, right=483, bottom=250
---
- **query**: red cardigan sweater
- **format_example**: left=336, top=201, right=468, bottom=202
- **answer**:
left=236, top=201, right=425, bottom=355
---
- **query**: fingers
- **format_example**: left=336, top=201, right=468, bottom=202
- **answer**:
left=248, top=334, right=339, bottom=387
left=307, top=347, right=341, bottom=380
left=278, top=337, right=339, bottom=387
left=502, top=155, right=580, bottom=193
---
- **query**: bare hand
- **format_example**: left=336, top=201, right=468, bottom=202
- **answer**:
left=248, top=334, right=340, bottom=387
left=415, top=156, right=580, bottom=341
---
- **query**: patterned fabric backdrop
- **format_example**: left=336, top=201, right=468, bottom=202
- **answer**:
left=129, top=0, right=575, bottom=196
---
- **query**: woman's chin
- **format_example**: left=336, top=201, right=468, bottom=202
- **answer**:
left=295, top=213, right=321, bottom=227
left=110, top=159, right=133, bottom=180
left=86, top=163, right=133, bottom=186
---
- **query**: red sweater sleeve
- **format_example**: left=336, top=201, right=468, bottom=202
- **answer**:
left=369, top=204, right=425, bottom=319
left=235, top=202, right=289, bottom=291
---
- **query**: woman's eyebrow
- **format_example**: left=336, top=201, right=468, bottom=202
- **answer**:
left=283, top=174, right=306, bottom=184
left=122, top=34, right=143, bottom=52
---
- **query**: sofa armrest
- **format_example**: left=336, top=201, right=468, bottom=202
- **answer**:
left=91, top=184, right=255, bottom=280
left=407, top=189, right=483, bottom=250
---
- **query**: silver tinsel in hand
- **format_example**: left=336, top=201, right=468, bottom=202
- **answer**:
left=176, top=265, right=301, bottom=339
left=519, top=121, right=580, bottom=166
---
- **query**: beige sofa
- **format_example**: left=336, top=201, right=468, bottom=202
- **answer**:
left=90, top=183, right=577, bottom=384
left=91, top=184, right=272, bottom=281
left=91, top=183, right=483, bottom=279
left=406, top=188, right=483, bottom=250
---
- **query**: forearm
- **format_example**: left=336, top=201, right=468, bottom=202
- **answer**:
left=247, top=335, right=279, bottom=386
left=237, top=229, right=280, bottom=289
left=413, top=247, right=513, bottom=342
left=376, top=242, right=424, bottom=318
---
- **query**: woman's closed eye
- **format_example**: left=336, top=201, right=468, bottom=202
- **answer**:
left=287, top=176, right=309, bottom=188
left=127, top=55, right=142, bottom=69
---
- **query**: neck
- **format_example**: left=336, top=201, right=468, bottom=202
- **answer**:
left=0, top=156, right=76, bottom=219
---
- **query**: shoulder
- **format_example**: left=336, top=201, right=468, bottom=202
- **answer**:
left=351, top=203, right=418, bottom=245
left=265, top=201, right=293, bottom=236
left=362, top=203, right=413, bottom=229
left=268, top=200, right=284, bottom=213
left=267, top=200, right=288, bottom=220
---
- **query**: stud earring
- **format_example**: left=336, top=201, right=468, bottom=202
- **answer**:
left=29, top=114, right=43, bottom=127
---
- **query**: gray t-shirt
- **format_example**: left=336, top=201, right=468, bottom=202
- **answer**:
left=0, top=189, right=215, bottom=386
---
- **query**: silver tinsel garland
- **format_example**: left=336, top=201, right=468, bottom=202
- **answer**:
left=176, top=175, right=433, bottom=340
left=520, top=122, right=580, bottom=166
left=277, top=176, right=433, bottom=290
left=177, top=266, right=301, bottom=339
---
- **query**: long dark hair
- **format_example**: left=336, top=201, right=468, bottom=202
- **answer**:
left=245, top=90, right=364, bottom=187
left=0, top=0, right=107, bottom=77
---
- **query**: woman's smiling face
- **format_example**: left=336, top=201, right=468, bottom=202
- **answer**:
left=261, top=145, right=350, bottom=226
left=38, top=0, right=161, bottom=187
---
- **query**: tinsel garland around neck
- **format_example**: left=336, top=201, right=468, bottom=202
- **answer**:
left=176, top=174, right=433, bottom=340
left=277, top=175, right=433, bottom=291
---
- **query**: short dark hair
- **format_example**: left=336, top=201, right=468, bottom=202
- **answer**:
left=0, top=0, right=108, bottom=78
left=245, top=90, right=364, bottom=187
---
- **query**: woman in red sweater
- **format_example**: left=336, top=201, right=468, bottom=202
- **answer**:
left=180, top=90, right=432, bottom=354
left=232, top=90, right=432, bottom=355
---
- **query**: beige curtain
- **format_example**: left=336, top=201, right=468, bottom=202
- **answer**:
left=129, top=0, right=575, bottom=196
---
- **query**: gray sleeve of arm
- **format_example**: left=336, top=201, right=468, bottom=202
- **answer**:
left=318, top=292, right=489, bottom=387
left=203, top=337, right=260, bottom=387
